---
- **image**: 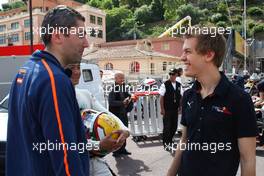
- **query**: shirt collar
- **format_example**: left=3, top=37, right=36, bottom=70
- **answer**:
left=191, top=72, right=230, bottom=97
left=31, top=50, right=69, bottom=76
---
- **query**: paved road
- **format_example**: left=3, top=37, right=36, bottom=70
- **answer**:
left=106, top=136, right=264, bottom=176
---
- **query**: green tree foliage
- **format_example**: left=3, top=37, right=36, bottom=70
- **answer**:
left=148, top=25, right=165, bottom=37
left=252, top=24, right=264, bottom=35
left=237, top=0, right=262, bottom=6
left=102, top=0, right=113, bottom=9
left=122, top=18, right=145, bottom=40
left=201, top=8, right=209, bottom=16
left=83, top=0, right=263, bottom=41
left=138, top=0, right=153, bottom=6
left=217, top=2, right=228, bottom=14
left=121, top=16, right=137, bottom=29
left=1, top=1, right=25, bottom=11
left=163, top=0, right=186, bottom=20
left=233, top=25, right=243, bottom=35
left=134, top=5, right=152, bottom=23
left=248, top=21, right=256, bottom=29
left=2, top=3, right=11, bottom=11
left=216, top=21, right=227, bottom=28
left=11, top=1, right=25, bottom=9
left=200, top=8, right=209, bottom=21
left=233, top=18, right=241, bottom=25
left=120, top=0, right=140, bottom=9
left=197, top=0, right=218, bottom=12
left=135, top=0, right=164, bottom=23
left=236, top=15, right=243, bottom=21
left=210, top=13, right=229, bottom=23
left=150, top=0, right=164, bottom=21
left=247, top=7, right=263, bottom=17
left=106, top=6, right=134, bottom=41
left=106, top=6, right=133, bottom=32
left=176, top=4, right=204, bottom=25
left=112, top=0, right=120, bottom=7
left=88, top=0, right=101, bottom=8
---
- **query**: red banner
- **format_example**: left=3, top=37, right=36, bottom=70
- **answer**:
left=0, top=44, right=44, bottom=56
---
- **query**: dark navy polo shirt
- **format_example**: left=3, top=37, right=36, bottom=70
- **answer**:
left=179, top=72, right=257, bottom=176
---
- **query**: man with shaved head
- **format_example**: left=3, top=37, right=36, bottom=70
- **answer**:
left=109, top=72, right=133, bottom=157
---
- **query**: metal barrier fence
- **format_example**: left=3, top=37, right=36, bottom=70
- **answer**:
left=128, top=94, right=163, bottom=137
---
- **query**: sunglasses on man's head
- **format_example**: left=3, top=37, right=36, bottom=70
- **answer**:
left=169, top=73, right=176, bottom=76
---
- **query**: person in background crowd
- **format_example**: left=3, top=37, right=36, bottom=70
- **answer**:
left=108, top=73, right=133, bottom=157
left=232, top=74, right=245, bottom=89
left=254, top=80, right=264, bottom=146
left=159, top=68, right=182, bottom=151
left=100, top=70, right=104, bottom=79
left=176, top=68, right=183, bottom=85
left=66, top=62, right=130, bottom=176
left=254, top=80, right=264, bottom=108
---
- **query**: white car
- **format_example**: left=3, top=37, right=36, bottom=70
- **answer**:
left=0, top=94, right=8, bottom=175
left=76, top=63, right=106, bottom=108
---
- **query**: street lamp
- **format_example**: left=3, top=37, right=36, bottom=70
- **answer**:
left=243, top=0, right=247, bottom=72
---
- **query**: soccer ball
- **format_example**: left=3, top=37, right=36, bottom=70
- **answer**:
left=81, top=109, right=121, bottom=156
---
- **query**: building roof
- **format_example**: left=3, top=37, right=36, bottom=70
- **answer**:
left=97, top=37, right=183, bottom=48
left=0, top=7, right=26, bottom=18
left=83, top=44, right=178, bottom=61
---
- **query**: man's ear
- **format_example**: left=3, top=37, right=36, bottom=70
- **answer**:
left=50, top=31, right=63, bottom=45
left=205, top=50, right=215, bottom=62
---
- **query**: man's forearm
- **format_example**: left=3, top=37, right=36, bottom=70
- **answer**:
left=167, top=140, right=186, bottom=176
left=241, top=158, right=256, bottom=176
left=167, top=126, right=188, bottom=176
left=160, top=96, right=165, bottom=112
left=238, top=137, right=256, bottom=176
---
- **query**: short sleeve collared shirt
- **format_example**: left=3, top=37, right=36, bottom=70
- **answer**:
left=179, top=72, right=257, bottom=176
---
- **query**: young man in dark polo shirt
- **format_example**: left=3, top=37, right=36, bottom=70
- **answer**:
left=167, top=27, right=257, bottom=176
